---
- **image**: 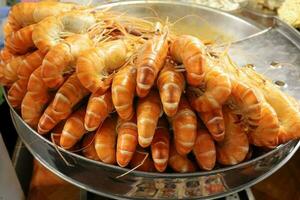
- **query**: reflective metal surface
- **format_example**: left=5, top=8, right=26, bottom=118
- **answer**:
left=9, top=109, right=300, bottom=199
left=5, top=1, right=300, bottom=199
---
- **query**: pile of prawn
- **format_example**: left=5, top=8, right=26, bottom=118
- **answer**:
left=1, top=1, right=300, bottom=173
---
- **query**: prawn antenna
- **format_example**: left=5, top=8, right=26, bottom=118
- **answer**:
left=51, top=133, right=75, bottom=167
left=115, top=151, right=149, bottom=179
left=70, top=134, right=96, bottom=153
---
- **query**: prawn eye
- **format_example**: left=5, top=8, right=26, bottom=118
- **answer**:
left=154, top=22, right=163, bottom=34
left=274, top=80, right=286, bottom=87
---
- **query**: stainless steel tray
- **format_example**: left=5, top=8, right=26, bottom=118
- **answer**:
left=5, top=1, right=300, bottom=199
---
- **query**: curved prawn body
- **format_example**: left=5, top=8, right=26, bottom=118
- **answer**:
left=5, top=24, right=35, bottom=54
left=32, top=11, right=96, bottom=53
left=77, top=39, right=131, bottom=93
left=84, top=90, right=113, bottom=131
left=198, top=109, right=225, bottom=142
left=37, top=74, right=88, bottom=134
left=151, top=118, right=170, bottom=172
left=241, top=66, right=300, bottom=144
left=217, top=107, right=249, bottom=165
left=94, top=117, right=117, bottom=164
left=157, top=61, right=185, bottom=117
left=0, top=47, right=15, bottom=62
left=169, top=143, right=196, bottom=173
left=228, top=80, right=262, bottom=129
left=137, top=90, right=162, bottom=147
left=116, top=115, right=138, bottom=167
left=4, top=55, right=25, bottom=84
left=112, top=64, right=136, bottom=120
left=17, top=50, right=45, bottom=80
left=9, top=50, right=45, bottom=108
left=3, top=21, right=13, bottom=38
left=136, top=27, right=168, bottom=97
left=42, top=34, right=93, bottom=89
left=52, top=73, right=90, bottom=115
left=60, top=107, right=87, bottom=149
left=38, top=102, right=71, bottom=134
left=249, top=102, right=280, bottom=148
left=0, top=48, right=15, bottom=85
left=170, top=35, right=207, bottom=86
left=8, top=79, right=28, bottom=108
left=82, top=132, right=99, bottom=161
left=7, top=2, right=81, bottom=33
left=130, top=148, right=155, bottom=172
left=187, top=67, right=231, bottom=113
left=193, top=129, right=216, bottom=170
left=223, top=56, right=262, bottom=129
left=21, top=67, right=50, bottom=128
left=170, top=96, right=197, bottom=155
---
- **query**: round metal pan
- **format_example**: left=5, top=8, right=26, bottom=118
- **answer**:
left=5, top=1, right=300, bottom=199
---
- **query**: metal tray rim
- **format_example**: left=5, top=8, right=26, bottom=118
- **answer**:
left=95, top=0, right=262, bottom=31
left=5, top=88, right=300, bottom=178
left=10, top=109, right=300, bottom=199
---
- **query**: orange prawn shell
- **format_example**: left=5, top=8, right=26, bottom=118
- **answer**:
left=171, top=96, right=197, bottom=155
left=157, top=61, right=185, bottom=117
left=60, top=107, right=87, bottom=149
left=170, top=35, right=207, bottom=86
left=41, top=34, right=93, bottom=89
left=17, top=50, right=45, bottom=80
left=8, top=79, right=28, bottom=108
left=241, top=66, right=300, bottom=144
left=198, top=109, right=225, bottom=142
left=248, top=102, right=280, bottom=148
left=193, top=129, right=216, bottom=170
left=21, top=67, right=51, bottom=128
left=136, top=28, right=169, bottom=97
left=4, top=55, right=25, bottom=83
left=0, top=48, right=15, bottom=85
left=217, top=107, right=249, bottom=165
left=52, top=73, right=90, bottom=114
left=95, top=117, right=117, bottom=164
left=137, top=89, right=162, bottom=147
left=116, top=115, right=138, bottom=167
left=168, top=143, right=196, bottom=173
left=187, top=66, right=232, bottom=113
left=129, top=148, right=156, bottom=172
left=82, top=132, right=100, bottom=161
left=112, top=64, right=137, bottom=120
left=32, top=11, right=95, bottom=53
left=5, top=24, right=35, bottom=54
left=151, top=118, right=170, bottom=172
left=76, top=40, right=130, bottom=93
left=84, top=90, right=113, bottom=132
left=38, top=102, right=71, bottom=134
left=7, top=2, right=80, bottom=32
